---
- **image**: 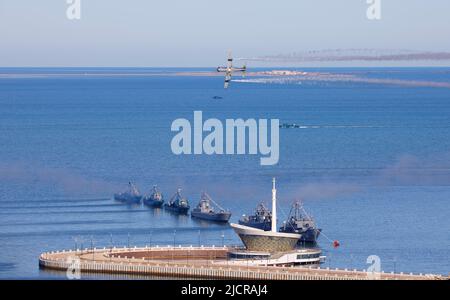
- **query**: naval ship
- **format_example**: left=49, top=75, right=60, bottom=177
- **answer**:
left=191, top=192, right=231, bottom=222
left=279, top=201, right=321, bottom=244
left=114, top=182, right=142, bottom=203
left=163, top=188, right=190, bottom=214
left=143, top=185, right=164, bottom=208
left=238, top=202, right=272, bottom=231
left=239, top=199, right=321, bottom=244
left=231, top=178, right=302, bottom=253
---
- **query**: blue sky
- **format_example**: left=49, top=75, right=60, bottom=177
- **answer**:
left=0, top=0, right=449, bottom=67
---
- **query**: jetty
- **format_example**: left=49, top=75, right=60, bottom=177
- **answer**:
left=39, top=246, right=445, bottom=280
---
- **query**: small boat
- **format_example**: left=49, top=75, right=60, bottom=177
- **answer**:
left=279, top=123, right=301, bottom=129
left=191, top=192, right=231, bottom=222
left=114, top=182, right=142, bottom=203
left=164, top=188, right=190, bottom=214
left=238, top=202, right=272, bottom=231
left=143, top=185, right=164, bottom=208
left=279, top=201, right=321, bottom=244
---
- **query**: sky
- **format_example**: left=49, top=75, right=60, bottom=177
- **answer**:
left=0, top=0, right=450, bottom=67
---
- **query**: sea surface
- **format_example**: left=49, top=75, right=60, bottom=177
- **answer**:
left=0, top=67, right=449, bottom=279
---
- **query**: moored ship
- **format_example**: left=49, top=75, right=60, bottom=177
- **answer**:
left=191, top=192, right=231, bottom=222
left=279, top=201, right=321, bottom=244
left=143, top=185, right=164, bottom=208
left=164, top=188, right=190, bottom=214
left=114, top=182, right=142, bottom=203
left=231, top=178, right=301, bottom=253
left=238, top=203, right=272, bottom=231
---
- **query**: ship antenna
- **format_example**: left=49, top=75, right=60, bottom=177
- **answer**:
left=286, top=202, right=296, bottom=230
left=204, top=192, right=226, bottom=212
left=271, top=178, right=277, bottom=232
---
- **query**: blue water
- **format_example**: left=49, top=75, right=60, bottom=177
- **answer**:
left=0, top=67, right=449, bottom=279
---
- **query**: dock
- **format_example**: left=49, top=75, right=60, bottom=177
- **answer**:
left=38, top=246, right=445, bottom=280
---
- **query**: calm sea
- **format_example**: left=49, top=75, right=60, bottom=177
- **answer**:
left=0, top=67, right=449, bottom=278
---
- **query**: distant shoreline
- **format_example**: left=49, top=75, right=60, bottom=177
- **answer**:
left=1, top=69, right=449, bottom=89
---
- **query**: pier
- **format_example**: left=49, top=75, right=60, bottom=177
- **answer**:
left=39, top=246, right=445, bottom=280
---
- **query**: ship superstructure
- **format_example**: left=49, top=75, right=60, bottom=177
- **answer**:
left=238, top=202, right=272, bottom=230
left=164, top=188, right=190, bottom=214
left=230, top=178, right=301, bottom=253
left=191, top=192, right=231, bottom=222
left=114, top=182, right=142, bottom=203
left=279, top=201, right=321, bottom=244
left=143, top=185, right=164, bottom=208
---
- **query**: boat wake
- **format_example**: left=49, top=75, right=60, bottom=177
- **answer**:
left=234, top=71, right=450, bottom=89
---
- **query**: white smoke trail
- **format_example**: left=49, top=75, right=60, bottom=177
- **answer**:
left=245, top=49, right=450, bottom=63
left=234, top=72, right=450, bottom=89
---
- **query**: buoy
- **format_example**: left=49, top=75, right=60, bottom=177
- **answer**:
left=333, top=240, right=340, bottom=248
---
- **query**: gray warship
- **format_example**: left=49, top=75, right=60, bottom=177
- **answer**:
left=238, top=202, right=272, bottom=231
left=114, top=182, right=142, bottom=203
left=191, top=192, right=231, bottom=222
left=279, top=201, right=321, bottom=244
left=143, top=185, right=164, bottom=208
left=163, top=188, right=190, bottom=214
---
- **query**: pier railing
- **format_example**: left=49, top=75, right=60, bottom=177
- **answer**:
left=38, top=247, right=444, bottom=281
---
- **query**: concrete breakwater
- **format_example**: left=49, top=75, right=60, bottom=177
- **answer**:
left=39, top=246, right=445, bottom=280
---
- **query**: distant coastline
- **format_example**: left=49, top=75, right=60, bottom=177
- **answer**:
left=1, top=68, right=449, bottom=89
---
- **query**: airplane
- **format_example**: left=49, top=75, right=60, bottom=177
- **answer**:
left=217, top=52, right=246, bottom=89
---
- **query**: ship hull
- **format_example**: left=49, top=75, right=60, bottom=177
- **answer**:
left=191, top=211, right=231, bottom=222
left=164, top=204, right=189, bottom=214
left=143, top=198, right=164, bottom=208
left=299, top=228, right=321, bottom=244
left=238, top=220, right=271, bottom=231
left=280, top=227, right=321, bottom=244
left=114, top=194, right=142, bottom=203
left=144, top=200, right=164, bottom=208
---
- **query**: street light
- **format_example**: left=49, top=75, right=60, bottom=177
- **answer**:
left=394, top=257, right=397, bottom=273
left=73, top=236, right=78, bottom=251
left=91, top=236, right=94, bottom=261
left=80, top=237, right=84, bottom=254
left=350, top=254, right=354, bottom=269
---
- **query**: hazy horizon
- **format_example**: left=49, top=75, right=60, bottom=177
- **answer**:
left=1, top=0, right=450, bottom=67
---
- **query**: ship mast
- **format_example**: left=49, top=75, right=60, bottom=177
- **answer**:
left=271, top=177, right=277, bottom=232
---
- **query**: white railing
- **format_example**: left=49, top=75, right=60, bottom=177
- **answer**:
left=39, top=248, right=441, bottom=280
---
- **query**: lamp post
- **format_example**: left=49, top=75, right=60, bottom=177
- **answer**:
left=91, top=236, right=94, bottom=261
left=350, top=254, right=354, bottom=270
left=393, top=257, right=397, bottom=274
